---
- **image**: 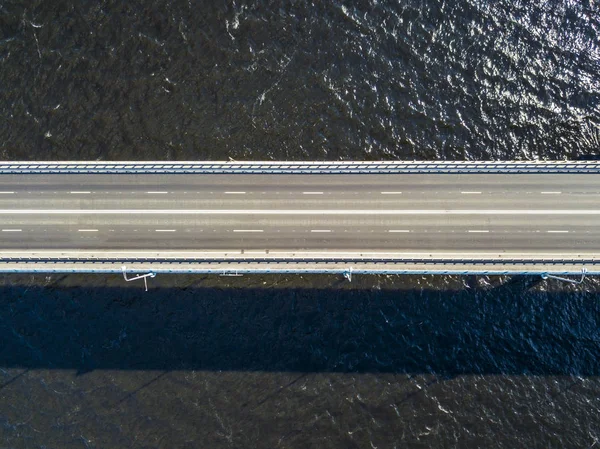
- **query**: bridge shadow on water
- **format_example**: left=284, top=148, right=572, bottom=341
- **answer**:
left=0, top=275, right=599, bottom=376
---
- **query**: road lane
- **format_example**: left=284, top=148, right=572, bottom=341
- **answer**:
left=1, top=173, right=600, bottom=193
left=0, top=219, right=598, bottom=251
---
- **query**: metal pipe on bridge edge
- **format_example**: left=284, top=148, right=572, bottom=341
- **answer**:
left=0, top=267, right=595, bottom=276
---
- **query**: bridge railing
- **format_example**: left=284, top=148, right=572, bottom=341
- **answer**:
left=0, top=265, right=595, bottom=276
left=0, top=256, right=598, bottom=265
left=1, top=160, right=600, bottom=174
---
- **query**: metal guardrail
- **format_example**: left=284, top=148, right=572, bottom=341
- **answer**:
left=1, top=161, right=600, bottom=174
left=0, top=256, right=598, bottom=265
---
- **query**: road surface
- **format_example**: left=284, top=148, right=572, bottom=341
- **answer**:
left=0, top=173, right=597, bottom=259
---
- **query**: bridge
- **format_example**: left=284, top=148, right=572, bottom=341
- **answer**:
left=0, top=160, right=599, bottom=282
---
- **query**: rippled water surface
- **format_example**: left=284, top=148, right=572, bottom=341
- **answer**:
left=1, top=1, right=600, bottom=447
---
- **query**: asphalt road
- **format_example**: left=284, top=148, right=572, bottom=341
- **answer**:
left=0, top=173, right=598, bottom=254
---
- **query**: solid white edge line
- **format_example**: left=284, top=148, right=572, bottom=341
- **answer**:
left=1, top=209, right=599, bottom=214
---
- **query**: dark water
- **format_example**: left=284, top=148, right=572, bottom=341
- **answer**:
left=1, top=1, right=600, bottom=447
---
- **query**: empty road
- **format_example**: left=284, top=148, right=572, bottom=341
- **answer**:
left=0, top=172, right=598, bottom=259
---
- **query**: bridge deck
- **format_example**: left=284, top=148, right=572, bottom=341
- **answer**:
left=0, top=171, right=598, bottom=273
